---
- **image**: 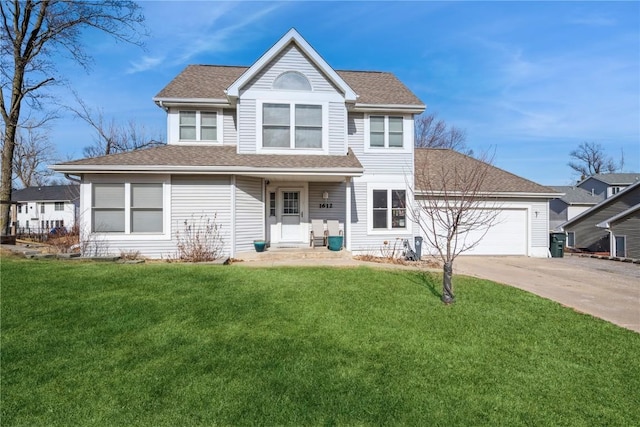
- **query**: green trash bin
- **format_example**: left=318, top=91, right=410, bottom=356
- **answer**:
left=549, top=232, right=566, bottom=258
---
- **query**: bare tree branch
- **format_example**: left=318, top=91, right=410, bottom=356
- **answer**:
left=1, top=1, right=146, bottom=235
left=568, top=141, right=623, bottom=180
left=411, top=149, right=502, bottom=303
left=414, top=112, right=472, bottom=155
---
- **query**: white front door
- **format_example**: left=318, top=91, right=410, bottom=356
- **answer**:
left=280, top=190, right=302, bottom=242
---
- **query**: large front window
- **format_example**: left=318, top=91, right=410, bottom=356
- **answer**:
left=263, top=103, right=322, bottom=149
left=372, top=189, right=406, bottom=230
left=92, top=183, right=163, bottom=233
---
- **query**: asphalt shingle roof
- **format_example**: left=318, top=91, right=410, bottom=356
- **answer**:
left=11, top=185, right=79, bottom=202
left=55, top=145, right=363, bottom=171
left=154, top=65, right=424, bottom=106
left=414, top=148, right=557, bottom=194
left=550, top=186, right=602, bottom=204
left=584, top=173, right=640, bottom=185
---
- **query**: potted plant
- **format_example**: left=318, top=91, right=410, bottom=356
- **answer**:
left=253, top=239, right=267, bottom=252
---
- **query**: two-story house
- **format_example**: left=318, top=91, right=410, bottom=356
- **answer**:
left=51, top=29, right=425, bottom=258
left=10, top=185, right=79, bottom=234
left=576, top=173, right=640, bottom=199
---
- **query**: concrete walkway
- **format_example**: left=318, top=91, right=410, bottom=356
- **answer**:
left=454, top=255, right=640, bottom=333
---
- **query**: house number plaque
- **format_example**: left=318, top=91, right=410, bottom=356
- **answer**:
left=319, top=203, right=333, bottom=209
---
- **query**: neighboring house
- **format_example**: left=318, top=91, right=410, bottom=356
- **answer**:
left=10, top=185, right=79, bottom=234
left=548, top=186, right=601, bottom=231
left=561, top=180, right=640, bottom=256
left=577, top=173, right=640, bottom=199
left=50, top=29, right=557, bottom=259
left=414, top=149, right=559, bottom=257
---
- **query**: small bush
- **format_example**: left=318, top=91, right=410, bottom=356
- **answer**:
left=174, top=214, right=224, bottom=262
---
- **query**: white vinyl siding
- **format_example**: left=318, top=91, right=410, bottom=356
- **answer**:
left=234, top=177, right=264, bottom=253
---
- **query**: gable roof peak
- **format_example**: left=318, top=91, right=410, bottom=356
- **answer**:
left=225, top=28, right=358, bottom=102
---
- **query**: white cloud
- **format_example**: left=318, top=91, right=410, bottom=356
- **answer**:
left=127, top=55, right=165, bottom=74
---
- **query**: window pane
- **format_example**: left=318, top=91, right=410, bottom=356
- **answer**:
left=263, top=104, right=290, bottom=125
left=295, top=127, right=322, bottom=148
left=370, top=133, right=385, bottom=147
left=295, top=105, right=321, bottom=126
left=131, top=184, right=162, bottom=208
left=93, top=210, right=125, bottom=232
left=201, top=112, right=216, bottom=126
left=179, top=111, right=196, bottom=125
left=93, top=184, right=124, bottom=208
left=180, top=126, right=196, bottom=140
left=131, top=210, right=163, bottom=233
left=370, top=116, right=385, bottom=132
left=373, top=210, right=387, bottom=229
left=273, top=71, right=312, bottom=91
left=263, top=127, right=290, bottom=147
left=201, top=126, right=217, bottom=141
left=392, top=190, right=406, bottom=208
left=388, top=133, right=403, bottom=147
left=389, top=117, right=403, bottom=132
left=373, top=190, right=387, bottom=209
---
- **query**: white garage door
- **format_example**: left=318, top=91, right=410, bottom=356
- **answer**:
left=421, top=209, right=528, bottom=256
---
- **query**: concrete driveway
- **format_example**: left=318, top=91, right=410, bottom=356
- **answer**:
left=454, top=255, right=640, bottom=333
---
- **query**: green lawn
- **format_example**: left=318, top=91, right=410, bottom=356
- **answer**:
left=2, top=256, right=639, bottom=426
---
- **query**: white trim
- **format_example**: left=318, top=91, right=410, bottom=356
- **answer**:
left=256, top=99, right=329, bottom=155
left=231, top=175, right=236, bottom=257
left=352, top=104, right=425, bottom=114
left=154, top=98, right=230, bottom=108
left=226, top=29, right=357, bottom=102
left=596, top=203, right=640, bottom=228
left=171, top=109, right=223, bottom=144
left=363, top=113, right=412, bottom=154
left=366, top=180, right=413, bottom=236
left=86, top=174, right=172, bottom=242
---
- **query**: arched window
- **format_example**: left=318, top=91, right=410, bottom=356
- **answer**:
left=273, top=71, right=312, bottom=91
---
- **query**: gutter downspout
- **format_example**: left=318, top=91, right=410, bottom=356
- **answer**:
left=64, top=174, right=81, bottom=183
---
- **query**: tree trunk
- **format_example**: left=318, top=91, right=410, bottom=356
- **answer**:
left=441, top=261, right=455, bottom=304
left=1, top=122, right=18, bottom=236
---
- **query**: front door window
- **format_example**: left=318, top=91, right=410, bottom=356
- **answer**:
left=282, top=191, right=299, bottom=215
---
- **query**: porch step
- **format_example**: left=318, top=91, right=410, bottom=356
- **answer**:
left=235, top=245, right=351, bottom=262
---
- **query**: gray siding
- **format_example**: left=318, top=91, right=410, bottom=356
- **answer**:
left=308, top=182, right=346, bottom=240
left=578, top=178, right=608, bottom=199
left=531, top=202, right=549, bottom=247
left=610, top=213, right=640, bottom=258
left=223, top=108, right=237, bottom=146
left=328, top=102, right=347, bottom=155
left=244, top=44, right=340, bottom=93
left=238, top=99, right=256, bottom=153
left=347, top=112, right=414, bottom=175
left=566, top=188, right=640, bottom=252
left=234, top=176, right=264, bottom=253
left=171, top=175, right=232, bottom=257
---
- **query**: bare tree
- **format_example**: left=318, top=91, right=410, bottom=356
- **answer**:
left=1, top=0, right=145, bottom=236
left=69, top=95, right=164, bottom=158
left=412, top=149, right=501, bottom=304
left=568, top=142, right=623, bottom=180
left=415, top=113, right=472, bottom=155
left=11, top=124, right=58, bottom=187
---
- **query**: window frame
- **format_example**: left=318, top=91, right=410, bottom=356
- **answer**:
left=566, top=231, right=575, bottom=247
left=176, top=109, right=222, bottom=144
left=54, top=202, right=64, bottom=211
left=364, top=114, right=411, bottom=153
left=257, top=100, right=328, bottom=154
left=367, top=184, right=411, bottom=235
left=89, top=179, right=170, bottom=238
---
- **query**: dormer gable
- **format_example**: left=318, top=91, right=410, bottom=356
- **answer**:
left=226, top=28, right=357, bottom=103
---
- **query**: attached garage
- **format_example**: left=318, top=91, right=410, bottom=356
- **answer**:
left=414, top=149, right=561, bottom=258
left=456, top=208, right=527, bottom=255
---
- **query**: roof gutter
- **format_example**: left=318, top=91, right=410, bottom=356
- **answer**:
left=50, top=164, right=364, bottom=176
left=153, top=97, right=231, bottom=108
left=351, top=103, right=426, bottom=114
left=414, top=190, right=562, bottom=199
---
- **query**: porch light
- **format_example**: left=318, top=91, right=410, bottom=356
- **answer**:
left=322, top=191, right=329, bottom=200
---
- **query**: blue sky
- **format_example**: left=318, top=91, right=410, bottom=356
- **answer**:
left=48, top=1, right=639, bottom=185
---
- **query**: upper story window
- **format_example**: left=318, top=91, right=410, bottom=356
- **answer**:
left=17, top=204, right=22, bottom=213
left=369, top=115, right=404, bottom=148
left=179, top=111, right=218, bottom=142
left=55, top=202, right=64, bottom=211
left=40, top=204, right=45, bottom=214
left=608, top=186, right=623, bottom=197
left=273, top=71, right=311, bottom=91
left=262, top=103, right=322, bottom=149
